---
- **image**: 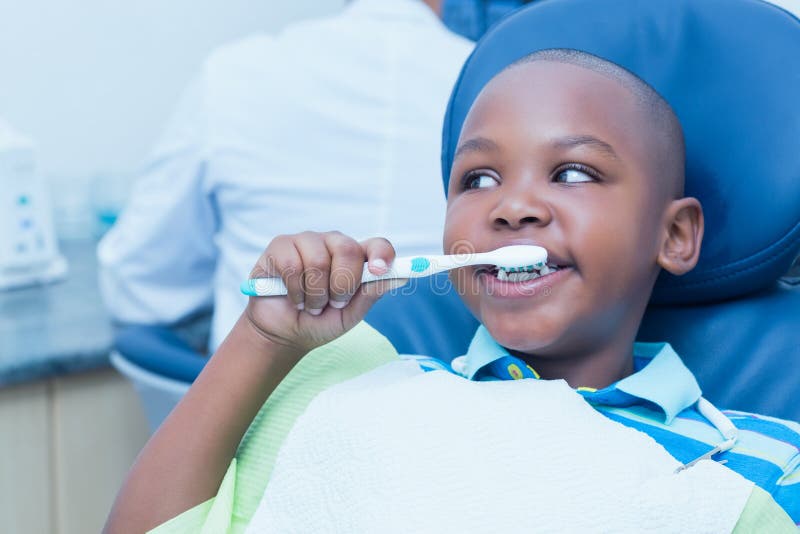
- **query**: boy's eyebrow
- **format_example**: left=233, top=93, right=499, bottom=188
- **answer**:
left=553, top=135, right=619, bottom=160
left=455, top=135, right=619, bottom=161
left=454, top=137, right=499, bottom=159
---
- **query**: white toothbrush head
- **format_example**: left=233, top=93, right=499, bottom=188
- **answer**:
left=479, top=245, right=548, bottom=271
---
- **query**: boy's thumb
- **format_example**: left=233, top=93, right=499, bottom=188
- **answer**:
left=367, top=277, right=409, bottom=298
left=341, top=278, right=409, bottom=326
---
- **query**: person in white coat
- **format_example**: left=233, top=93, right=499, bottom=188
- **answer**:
left=98, top=0, right=473, bottom=351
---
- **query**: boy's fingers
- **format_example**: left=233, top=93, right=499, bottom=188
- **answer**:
left=279, top=244, right=305, bottom=310
left=252, top=237, right=304, bottom=309
left=325, top=232, right=365, bottom=308
left=339, top=236, right=400, bottom=322
left=360, top=237, right=396, bottom=275
left=294, top=232, right=331, bottom=314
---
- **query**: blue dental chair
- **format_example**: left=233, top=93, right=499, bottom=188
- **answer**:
left=112, top=0, right=800, bottom=432
left=439, top=0, right=800, bottom=421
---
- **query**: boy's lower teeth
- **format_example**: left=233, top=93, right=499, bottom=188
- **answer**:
left=502, top=271, right=539, bottom=282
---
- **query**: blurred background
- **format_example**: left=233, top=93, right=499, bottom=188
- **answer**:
left=0, top=0, right=344, bottom=237
left=0, top=2, right=346, bottom=533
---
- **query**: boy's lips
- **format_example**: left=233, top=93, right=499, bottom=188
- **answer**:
left=468, top=241, right=574, bottom=299
left=477, top=265, right=573, bottom=299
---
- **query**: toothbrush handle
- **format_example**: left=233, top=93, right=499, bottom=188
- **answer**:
left=358, top=255, right=461, bottom=282
left=240, top=277, right=290, bottom=297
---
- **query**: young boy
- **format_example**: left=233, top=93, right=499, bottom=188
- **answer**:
left=104, top=50, right=799, bottom=532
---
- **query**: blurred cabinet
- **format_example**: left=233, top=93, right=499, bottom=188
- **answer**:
left=0, top=368, right=149, bottom=534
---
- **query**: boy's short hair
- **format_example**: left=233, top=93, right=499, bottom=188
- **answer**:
left=505, top=48, right=686, bottom=198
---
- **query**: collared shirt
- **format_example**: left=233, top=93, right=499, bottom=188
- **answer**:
left=409, top=325, right=800, bottom=524
left=97, top=0, right=473, bottom=350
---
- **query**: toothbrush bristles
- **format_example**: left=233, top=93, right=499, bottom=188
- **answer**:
left=497, top=264, right=543, bottom=273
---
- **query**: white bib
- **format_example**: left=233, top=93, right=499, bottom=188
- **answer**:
left=246, top=361, right=752, bottom=533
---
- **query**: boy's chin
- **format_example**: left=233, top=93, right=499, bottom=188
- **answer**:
left=482, top=314, right=565, bottom=355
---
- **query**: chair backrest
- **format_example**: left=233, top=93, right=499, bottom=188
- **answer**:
left=638, top=279, right=800, bottom=421
left=364, top=272, right=479, bottom=359
left=440, top=0, right=800, bottom=419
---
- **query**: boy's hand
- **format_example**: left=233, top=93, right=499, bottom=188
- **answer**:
left=244, top=232, right=405, bottom=355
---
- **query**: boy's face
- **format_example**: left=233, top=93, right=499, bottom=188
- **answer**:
left=444, top=61, right=671, bottom=360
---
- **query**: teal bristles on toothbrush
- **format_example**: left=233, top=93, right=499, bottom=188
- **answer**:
left=240, top=245, right=548, bottom=297
left=410, top=257, right=431, bottom=273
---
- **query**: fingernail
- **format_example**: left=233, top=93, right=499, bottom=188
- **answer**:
left=307, top=308, right=323, bottom=316
left=329, top=299, right=349, bottom=309
left=296, top=302, right=305, bottom=311
left=371, top=258, right=387, bottom=271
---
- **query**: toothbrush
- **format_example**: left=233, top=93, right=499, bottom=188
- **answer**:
left=240, top=245, right=548, bottom=297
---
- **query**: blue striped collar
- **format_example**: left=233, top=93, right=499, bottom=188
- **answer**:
left=455, top=326, right=702, bottom=424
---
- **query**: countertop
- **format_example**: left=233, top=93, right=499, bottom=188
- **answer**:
left=0, top=239, right=113, bottom=387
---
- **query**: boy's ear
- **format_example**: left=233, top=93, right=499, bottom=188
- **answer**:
left=657, top=197, right=704, bottom=276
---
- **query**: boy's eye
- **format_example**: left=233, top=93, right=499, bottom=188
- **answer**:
left=464, top=172, right=499, bottom=190
left=554, top=165, right=597, bottom=184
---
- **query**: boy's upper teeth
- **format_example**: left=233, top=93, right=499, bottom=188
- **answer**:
left=495, top=264, right=561, bottom=281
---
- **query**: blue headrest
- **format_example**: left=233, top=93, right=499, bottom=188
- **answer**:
left=441, top=0, right=800, bottom=304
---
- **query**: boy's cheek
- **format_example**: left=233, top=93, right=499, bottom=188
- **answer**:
left=442, top=223, right=478, bottom=256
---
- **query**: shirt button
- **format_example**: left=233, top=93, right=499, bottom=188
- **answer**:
left=450, top=355, right=469, bottom=378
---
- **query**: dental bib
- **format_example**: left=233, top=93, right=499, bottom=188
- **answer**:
left=245, top=361, right=752, bottom=533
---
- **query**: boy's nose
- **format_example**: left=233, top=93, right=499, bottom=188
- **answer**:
left=489, top=187, right=553, bottom=230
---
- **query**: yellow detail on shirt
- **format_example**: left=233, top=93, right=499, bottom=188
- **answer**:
left=507, top=364, right=523, bottom=380
left=526, top=364, right=540, bottom=379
